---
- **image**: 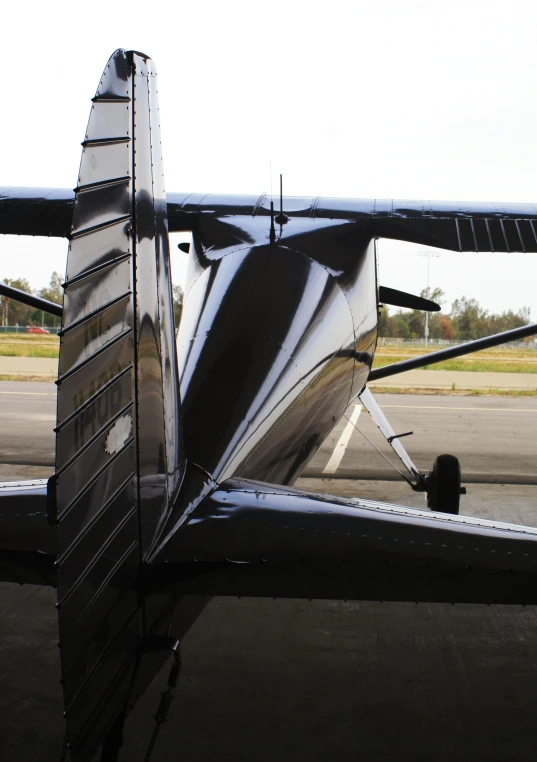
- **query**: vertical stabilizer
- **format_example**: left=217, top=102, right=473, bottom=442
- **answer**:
left=54, top=49, right=183, bottom=761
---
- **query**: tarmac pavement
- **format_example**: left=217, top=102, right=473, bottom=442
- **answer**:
left=305, top=393, right=537, bottom=488
left=371, top=368, right=537, bottom=390
left=1, top=382, right=537, bottom=761
left=1, top=356, right=537, bottom=390
left=0, top=356, right=57, bottom=376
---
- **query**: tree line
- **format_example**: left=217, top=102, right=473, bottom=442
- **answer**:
left=1, top=273, right=63, bottom=328
left=0, top=274, right=185, bottom=331
left=378, top=287, right=531, bottom=340
left=1, top=273, right=526, bottom=341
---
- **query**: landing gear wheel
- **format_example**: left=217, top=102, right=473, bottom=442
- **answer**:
left=426, top=454, right=461, bottom=515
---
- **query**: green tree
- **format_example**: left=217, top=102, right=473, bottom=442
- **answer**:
left=450, top=296, right=489, bottom=340
left=38, top=271, right=63, bottom=304
left=394, top=314, right=411, bottom=338
left=407, top=310, right=425, bottom=338
left=378, top=287, right=530, bottom=342
left=1, top=278, right=35, bottom=326
left=377, top=304, right=392, bottom=336
left=439, top=315, right=456, bottom=340
left=172, top=284, right=183, bottom=335
left=36, top=272, right=63, bottom=328
left=488, top=306, right=530, bottom=334
left=422, top=286, right=445, bottom=307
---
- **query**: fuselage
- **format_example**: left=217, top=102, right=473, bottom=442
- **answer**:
left=176, top=198, right=378, bottom=486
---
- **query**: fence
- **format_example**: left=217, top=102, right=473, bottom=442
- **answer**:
left=377, top=337, right=537, bottom=350
left=0, top=325, right=60, bottom=335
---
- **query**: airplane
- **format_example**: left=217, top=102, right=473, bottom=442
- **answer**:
left=1, top=48, right=537, bottom=761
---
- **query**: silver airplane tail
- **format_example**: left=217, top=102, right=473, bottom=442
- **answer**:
left=53, top=49, right=184, bottom=761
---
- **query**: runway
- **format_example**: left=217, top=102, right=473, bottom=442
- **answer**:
left=0, top=382, right=537, bottom=761
left=2, top=381, right=536, bottom=488
left=371, top=368, right=537, bottom=390
left=305, top=392, right=537, bottom=485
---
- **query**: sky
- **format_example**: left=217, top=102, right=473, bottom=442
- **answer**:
left=2, top=0, right=537, bottom=317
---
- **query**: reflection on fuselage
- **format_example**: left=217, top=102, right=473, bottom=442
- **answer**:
left=177, top=212, right=378, bottom=487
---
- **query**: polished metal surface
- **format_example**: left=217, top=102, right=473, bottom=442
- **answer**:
left=156, top=477, right=537, bottom=605
left=0, top=480, right=53, bottom=553
left=167, top=476, right=537, bottom=564
left=177, top=227, right=372, bottom=485
left=166, top=192, right=537, bottom=253
left=0, top=282, right=62, bottom=317
left=146, top=211, right=378, bottom=555
left=5, top=185, right=537, bottom=252
left=55, top=49, right=140, bottom=762
left=152, top=479, right=537, bottom=605
left=53, top=49, right=185, bottom=762
left=378, top=285, right=440, bottom=312
left=358, top=387, right=422, bottom=485
left=132, top=52, right=184, bottom=555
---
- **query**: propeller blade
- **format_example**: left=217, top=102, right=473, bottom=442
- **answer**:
left=378, top=286, right=440, bottom=312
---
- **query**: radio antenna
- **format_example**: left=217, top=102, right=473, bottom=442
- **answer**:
left=268, top=161, right=276, bottom=245
left=275, top=173, right=288, bottom=233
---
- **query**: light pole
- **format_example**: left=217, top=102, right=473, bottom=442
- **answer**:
left=417, top=250, right=440, bottom=345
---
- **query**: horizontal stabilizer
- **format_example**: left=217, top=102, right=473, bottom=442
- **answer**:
left=151, top=478, right=537, bottom=606
left=378, top=285, right=440, bottom=312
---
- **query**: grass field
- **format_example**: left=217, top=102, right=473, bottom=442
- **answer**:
left=0, top=333, right=59, bottom=358
left=0, top=334, right=536, bottom=374
left=369, top=385, right=537, bottom=397
left=373, top=345, right=537, bottom=373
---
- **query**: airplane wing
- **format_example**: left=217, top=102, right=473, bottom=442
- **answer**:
left=166, top=193, right=537, bottom=253
left=2, top=186, right=537, bottom=253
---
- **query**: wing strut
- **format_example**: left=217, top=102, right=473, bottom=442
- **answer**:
left=0, top=282, right=62, bottom=317
left=358, top=387, right=426, bottom=490
left=369, top=322, right=537, bottom=381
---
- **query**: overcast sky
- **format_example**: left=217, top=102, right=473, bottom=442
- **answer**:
left=2, top=0, right=537, bottom=317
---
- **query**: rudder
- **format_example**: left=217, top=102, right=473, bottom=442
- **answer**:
left=54, top=49, right=184, bottom=761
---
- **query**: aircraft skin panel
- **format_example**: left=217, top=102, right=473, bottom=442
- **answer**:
left=55, top=49, right=141, bottom=761
left=176, top=236, right=361, bottom=486
left=66, top=219, right=131, bottom=282
left=0, top=480, right=51, bottom=550
left=70, top=179, right=131, bottom=236
left=58, top=294, right=132, bottom=377
left=62, top=257, right=132, bottom=329
left=154, top=478, right=537, bottom=606
left=56, top=370, right=133, bottom=469
left=56, top=332, right=133, bottom=422
left=146, top=206, right=378, bottom=552
left=53, top=48, right=185, bottom=762
left=4, top=185, right=537, bottom=252
left=0, top=480, right=56, bottom=586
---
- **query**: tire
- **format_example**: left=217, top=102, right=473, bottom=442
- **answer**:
left=426, top=454, right=461, bottom=514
